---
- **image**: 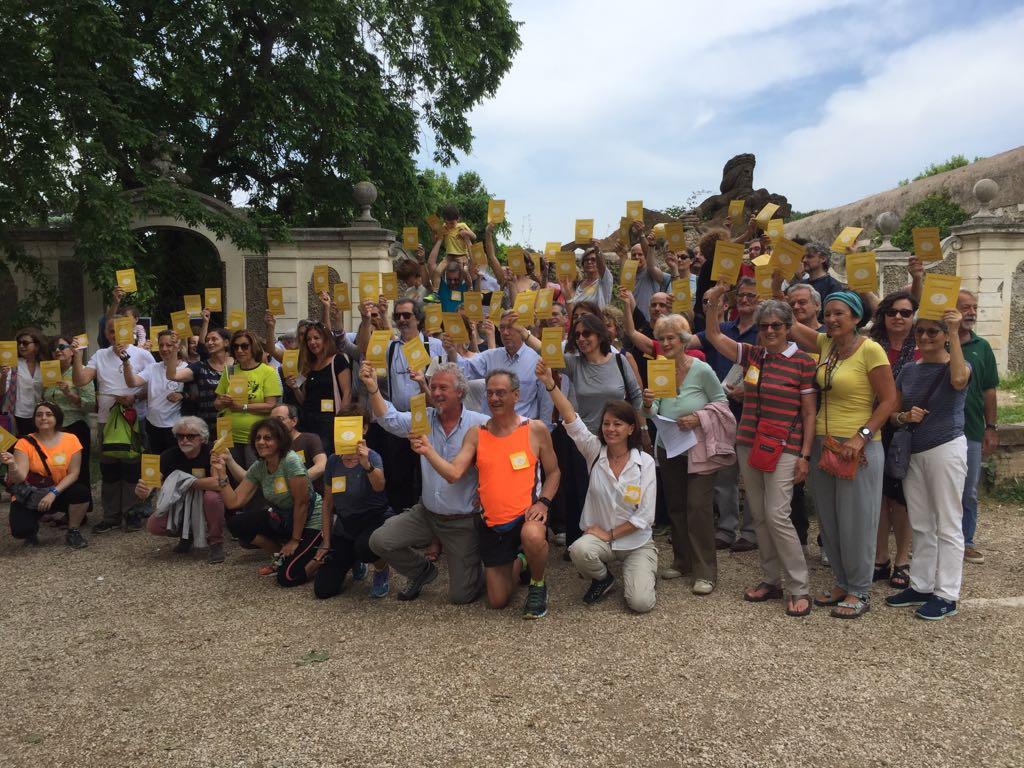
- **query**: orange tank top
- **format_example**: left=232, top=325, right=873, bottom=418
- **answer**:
left=476, top=420, right=538, bottom=527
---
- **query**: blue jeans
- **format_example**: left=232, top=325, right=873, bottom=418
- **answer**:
left=961, top=439, right=982, bottom=546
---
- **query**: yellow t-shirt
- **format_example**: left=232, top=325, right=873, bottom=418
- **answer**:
left=443, top=222, right=472, bottom=256
left=814, top=334, right=889, bottom=439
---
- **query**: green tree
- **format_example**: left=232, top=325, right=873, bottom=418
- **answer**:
left=0, top=0, right=521, bottom=326
left=897, top=154, right=984, bottom=186
left=890, top=191, right=969, bottom=252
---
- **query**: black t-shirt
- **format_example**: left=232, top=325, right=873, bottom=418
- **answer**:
left=300, top=356, right=351, bottom=417
left=291, top=432, right=326, bottom=469
left=159, top=444, right=213, bottom=480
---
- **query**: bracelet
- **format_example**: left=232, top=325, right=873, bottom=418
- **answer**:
left=48, top=486, right=59, bottom=496
left=368, top=388, right=379, bottom=395
left=545, top=384, right=555, bottom=392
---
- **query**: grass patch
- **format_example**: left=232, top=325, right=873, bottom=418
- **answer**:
left=997, top=373, right=1024, bottom=425
left=985, top=478, right=1024, bottom=507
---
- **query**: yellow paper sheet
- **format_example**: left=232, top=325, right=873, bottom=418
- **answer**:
left=358, top=273, right=379, bottom=302
left=463, top=291, right=484, bottom=322
left=0, top=424, right=17, bottom=452
left=424, top=303, right=442, bottom=334
left=711, top=241, right=744, bottom=284
left=409, top=393, right=430, bottom=436
left=769, top=237, right=805, bottom=279
left=204, top=288, right=222, bottom=311
left=754, top=265, right=775, bottom=300
left=184, top=294, right=203, bottom=316
left=541, top=327, right=565, bottom=369
left=505, top=246, right=525, bottom=277
left=228, top=374, right=249, bottom=402
left=313, top=265, right=330, bottom=293
left=40, top=360, right=62, bottom=387
left=626, top=200, right=644, bottom=222
left=618, top=217, right=630, bottom=247
left=664, top=222, right=685, bottom=250
left=671, top=278, right=692, bottom=313
left=620, top=259, right=639, bottom=291
left=535, top=288, right=554, bottom=320
left=116, top=268, right=137, bottom=293
left=114, top=316, right=135, bottom=346
left=140, top=454, right=162, bottom=488
left=402, top=226, right=419, bottom=250
left=333, top=281, right=351, bottom=311
left=575, top=219, right=594, bottom=245
left=487, top=199, right=506, bottom=224
left=73, top=334, right=89, bottom=349
left=366, top=330, right=391, bottom=369
left=913, top=226, right=942, bottom=262
left=545, top=241, right=562, bottom=257
left=845, top=252, right=878, bottom=292
left=647, top=358, right=677, bottom=398
left=425, top=214, right=443, bottom=234
left=266, top=287, right=285, bottom=316
left=215, top=416, right=234, bottom=449
left=226, top=310, right=245, bottom=331
left=830, top=226, right=863, bottom=252
left=918, top=274, right=962, bottom=321
left=402, top=335, right=430, bottom=372
left=443, top=312, right=468, bottom=344
left=170, top=311, right=191, bottom=336
left=513, top=290, right=537, bottom=326
left=755, top=203, right=780, bottom=227
left=381, top=273, right=398, bottom=301
left=0, top=341, right=18, bottom=367
left=728, top=199, right=746, bottom=221
left=556, top=252, right=577, bottom=280
left=281, top=349, right=299, bottom=378
left=150, top=325, right=168, bottom=339
left=765, top=219, right=786, bottom=240
left=334, top=416, right=363, bottom=455
left=471, top=242, right=487, bottom=268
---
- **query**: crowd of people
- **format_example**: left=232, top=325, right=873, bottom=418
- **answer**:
left=0, top=205, right=998, bottom=622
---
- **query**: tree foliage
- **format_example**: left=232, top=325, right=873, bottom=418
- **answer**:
left=890, top=191, right=969, bottom=252
left=409, top=169, right=510, bottom=249
left=897, top=154, right=984, bottom=186
left=0, top=0, right=521, bottom=326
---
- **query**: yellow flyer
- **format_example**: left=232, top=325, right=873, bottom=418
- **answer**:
left=226, top=310, right=245, bottom=331
left=409, top=393, right=430, bottom=436
left=228, top=374, right=249, bottom=401
left=489, top=296, right=505, bottom=319
left=755, top=202, right=780, bottom=227
left=913, top=226, right=942, bottom=262
left=618, top=217, right=629, bottom=247
left=830, top=226, right=863, bottom=252
left=115, top=268, right=137, bottom=293
left=845, top=252, right=878, bottom=292
left=463, top=291, right=484, bottom=322
left=765, top=219, right=785, bottom=240
left=556, top=252, right=577, bottom=280
left=541, top=327, right=565, bottom=369
left=471, top=242, right=488, bottom=268
left=514, top=290, right=537, bottom=325
left=281, top=349, right=299, bottom=378
left=507, top=246, right=526, bottom=277
left=710, top=241, right=744, bottom=284
left=40, top=360, right=62, bottom=387
left=425, top=214, right=443, bottom=234
left=73, top=334, right=90, bottom=349
left=647, top=358, right=677, bottom=398
left=266, top=287, right=285, bottom=316
left=769, top=237, right=805, bottom=279
left=113, top=316, right=135, bottom=346
left=0, top=341, right=18, bottom=367
left=366, top=330, right=391, bottom=369
left=626, top=200, right=643, bottom=221
left=619, top=259, right=639, bottom=291
left=204, top=287, right=222, bottom=310
left=402, top=226, right=419, bottom=249
left=443, top=312, right=468, bottom=344
left=170, top=310, right=191, bottom=336
left=424, top=303, right=442, bottom=334
left=184, top=294, right=203, bottom=316
left=671, top=278, right=692, bottom=313
left=545, top=241, right=562, bottom=257
left=313, top=265, right=330, bottom=293
left=402, top=335, right=430, bottom=372
left=918, top=274, right=962, bottom=320
left=664, top=222, right=685, bottom=249
left=0, top=424, right=17, bottom=452
left=215, top=416, right=234, bottom=449
left=575, top=219, right=594, bottom=244
left=141, top=454, right=162, bottom=488
left=487, top=199, right=506, bottom=224
left=358, top=272, right=379, bottom=301
left=333, top=281, right=351, bottom=311
left=381, top=272, right=398, bottom=301
left=535, top=288, right=554, bottom=320
left=754, top=265, right=775, bottom=299
left=728, top=199, right=746, bottom=221
left=150, top=325, right=168, bottom=338
left=334, top=416, right=362, bottom=455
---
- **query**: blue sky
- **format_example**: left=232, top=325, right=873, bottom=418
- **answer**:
left=417, top=0, right=1024, bottom=247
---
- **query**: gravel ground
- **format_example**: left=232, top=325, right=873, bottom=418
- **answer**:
left=1, top=501, right=1022, bottom=768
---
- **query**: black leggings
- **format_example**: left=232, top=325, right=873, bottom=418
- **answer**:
left=63, top=420, right=92, bottom=488
left=313, top=511, right=390, bottom=599
left=9, top=483, right=93, bottom=539
left=225, top=506, right=322, bottom=588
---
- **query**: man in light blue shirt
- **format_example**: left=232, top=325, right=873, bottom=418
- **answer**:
left=365, top=361, right=488, bottom=604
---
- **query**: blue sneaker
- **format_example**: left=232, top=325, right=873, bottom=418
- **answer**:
left=885, top=588, right=933, bottom=608
left=369, top=567, right=390, bottom=598
left=915, top=596, right=958, bottom=621
left=352, top=561, right=368, bottom=581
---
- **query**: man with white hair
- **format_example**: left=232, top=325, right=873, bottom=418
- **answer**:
left=364, top=361, right=490, bottom=603
left=135, top=415, right=226, bottom=563
left=786, top=284, right=824, bottom=331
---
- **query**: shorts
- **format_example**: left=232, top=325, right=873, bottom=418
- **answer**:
left=475, top=514, right=524, bottom=568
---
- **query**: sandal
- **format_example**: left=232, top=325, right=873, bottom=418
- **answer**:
left=873, top=559, right=891, bottom=582
left=786, top=594, right=812, bottom=617
left=743, top=582, right=784, bottom=602
left=889, top=563, right=910, bottom=589
left=813, top=588, right=845, bottom=607
left=830, top=597, right=871, bottom=619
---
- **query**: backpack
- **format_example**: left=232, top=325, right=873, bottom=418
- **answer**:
left=102, top=403, right=143, bottom=460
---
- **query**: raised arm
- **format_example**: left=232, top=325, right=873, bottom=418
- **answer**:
left=535, top=360, right=578, bottom=427
left=70, top=340, right=96, bottom=386
left=617, top=288, right=655, bottom=356
left=409, top=425, right=480, bottom=484
left=528, top=421, right=560, bottom=523
left=165, top=335, right=195, bottom=382
left=119, top=345, right=146, bottom=388
left=945, top=310, right=971, bottom=390
left=702, top=283, right=741, bottom=364
left=787, top=319, right=820, bottom=353
left=427, top=232, right=444, bottom=287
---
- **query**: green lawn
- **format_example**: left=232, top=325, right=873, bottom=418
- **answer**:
left=998, top=373, right=1024, bottom=425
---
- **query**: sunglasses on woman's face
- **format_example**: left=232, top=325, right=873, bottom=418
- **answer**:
left=231, top=342, right=251, bottom=351
left=55, top=343, right=71, bottom=351
left=574, top=330, right=594, bottom=339
left=17, top=339, right=34, bottom=346
left=914, top=326, right=943, bottom=338
left=885, top=309, right=914, bottom=319
left=758, top=322, right=786, bottom=332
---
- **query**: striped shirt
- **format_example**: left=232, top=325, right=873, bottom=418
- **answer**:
left=736, top=342, right=816, bottom=455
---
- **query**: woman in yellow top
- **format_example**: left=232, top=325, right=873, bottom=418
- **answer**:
left=790, top=291, right=897, bottom=619
left=214, top=330, right=282, bottom=467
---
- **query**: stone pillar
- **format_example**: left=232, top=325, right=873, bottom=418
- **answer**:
left=950, top=179, right=1024, bottom=374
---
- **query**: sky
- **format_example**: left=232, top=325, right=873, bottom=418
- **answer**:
left=417, top=0, right=1024, bottom=247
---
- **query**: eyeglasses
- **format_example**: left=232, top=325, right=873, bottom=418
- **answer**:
left=677, top=254, right=692, bottom=260
left=736, top=292, right=758, bottom=301
left=175, top=433, right=201, bottom=441
left=231, top=342, right=251, bottom=351
left=574, top=330, right=594, bottom=339
left=394, top=312, right=414, bottom=320
left=914, top=326, right=943, bottom=338
left=758, top=322, right=786, bottom=331
left=55, top=343, right=71, bottom=351
left=17, top=339, right=34, bottom=346
left=885, top=309, right=914, bottom=319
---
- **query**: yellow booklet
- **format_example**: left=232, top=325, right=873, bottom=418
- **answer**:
left=313, top=265, right=330, bottom=293
left=424, top=303, right=442, bottom=334
left=73, top=334, right=89, bottom=349
left=913, top=226, right=942, bottom=262
left=116, top=268, right=137, bottom=293
left=334, top=416, right=362, bottom=455
left=769, top=237, right=805, bottom=279
left=443, top=312, right=468, bottom=344
left=184, top=294, right=203, bottom=316
left=402, top=335, right=430, bottom=372
left=463, top=291, right=484, bottom=321
left=513, top=290, right=537, bottom=325
left=545, top=241, right=562, bottom=257
left=425, top=214, right=442, bottom=234
left=754, top=265, right=775, bottom=299
left=266, top=287, right=285, bottom=316
left=366, top=330, right=391, bottom=369
left=409, top=393, right=430, bottom=436
left=541, top=327, right=565, bottom=369
left=0, top=341, right=18, bottom=367
left=711, top=241, right=744, bottom=284
left=671, top=278, right=692, bottom=313
left=140, top=454, right=162, bottom=488
left=845, top=252, right=878, bottom=292
left=358, top=273, right=379, bottom=301
left=215, top=416, right=234, bottom=450
left=487, top=199, right=505, bottom=224
left=755, top=203, right=780, bottom=227
left=150, top=325, right=168, bottom=339
left=333, top=281, right=351, bottom=310
left=618, top=217, right=629, bottom=247
left=228, top=373, right=249, bottom=402
left=830, top=226, right=863, bottom=252
left=626, top=200, right=644, bottom=221
left=402, top=226, right=419, bottom=250
left=204, top=287, right=222, bottom=311
left=0, top=424, right=17, bottom=452
left=381, top=272, right=398, bottom=301
left=664, top=222, right=685, bottom=250
left=281, top=349, right=299, bottom=378
left=41, top=360, right=62, bottom=387
left=556, top=252, right=577, bottom=280
left=114, top=316, right=135, bottom=346
left=226, top=310, right=245, bottom=331
left=507, top=246, right=526, bottom=277
left=170, top=310, right=191, bottom=336
left=620, top=259, right=639, bottom=291
left=765, top=219, right=785, bottom=240
left=647, top=358, right=677, bottom=398
left=575, top=219, right=594, bottom=244
left=471, top=242, right=487, bottom=268
left=919, top=274, right=962, bottom=320
left=535, top=288, right=554, bottom=320
left=728, top=199, right=746, bottom=221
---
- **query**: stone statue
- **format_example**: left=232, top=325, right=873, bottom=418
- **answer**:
left=696, top=153, right=791, bottom=222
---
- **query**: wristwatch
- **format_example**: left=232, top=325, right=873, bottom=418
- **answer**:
left=242, top=403, right=249, bottom=412
left=537, top=496, right=552, bottom=509
left=857, top=425, right=872, bottom=440
left=986, top=423, right=998, bottom=430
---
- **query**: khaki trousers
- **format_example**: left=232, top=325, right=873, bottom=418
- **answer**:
left=569, top=534, right=658, bottom=613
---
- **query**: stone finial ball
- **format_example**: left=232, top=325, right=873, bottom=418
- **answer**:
left=353, top=181, right=378, bottom=207
left=876, top=211, right=900, bottom=236
left=973, top=178, right=998, bottom=206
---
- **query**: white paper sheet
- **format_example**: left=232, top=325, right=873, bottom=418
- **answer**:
left=655, top=415, right=698, bottom=458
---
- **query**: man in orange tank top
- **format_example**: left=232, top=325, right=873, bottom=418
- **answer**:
left=412, top=370, right=560, bottom=618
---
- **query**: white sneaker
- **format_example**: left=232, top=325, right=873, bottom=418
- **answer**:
left=554, top=532, right=566, bottom=546
left=692, top=579, right=715, bottom=595
left=659, top=568, right=684, bottom=580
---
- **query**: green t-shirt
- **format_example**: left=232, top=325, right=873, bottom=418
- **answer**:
left=961, top=332, right=997, bottom=441
left=244, top=450, right=322, bottom=530
left=215, top=363, right=283, bottom=442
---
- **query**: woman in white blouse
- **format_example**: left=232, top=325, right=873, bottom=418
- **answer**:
left=536, top=360, right=657, bottom=613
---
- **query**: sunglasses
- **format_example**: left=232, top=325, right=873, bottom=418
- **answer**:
left=736, top=292, right=758, bottom=301
left=885, top=309, right=914, bottom=319
left=574, top=330, right=594, bottom=339
left=758, top=322, right=786, bottom=331
left=231, top=342, right=251, bottom=351
left=175, top=433, right=201, bottom=441
left=914, top=326, right=943, bottom=338
left=55, top=343, right=71, bottom=351
left=394, top=312, right=414, bottom=320
left=17, top=339, right=34, bottom=346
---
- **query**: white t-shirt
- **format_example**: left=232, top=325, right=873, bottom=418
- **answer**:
left=14, top=360, right=43, bottom=418
left=138, top=360, right=186, bottom=428
left=85, top=345, right=151, bottom=423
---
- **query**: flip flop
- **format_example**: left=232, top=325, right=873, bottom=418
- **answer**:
left=786, top=594, right=812, bottom=617
left=743, top=582, right=784, bottom=602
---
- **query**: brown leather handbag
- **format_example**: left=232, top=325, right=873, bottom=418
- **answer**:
left=816, top=350, right=867, bottom=480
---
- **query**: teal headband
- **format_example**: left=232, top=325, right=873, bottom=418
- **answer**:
left=826, top=290, right=863, bottom=318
